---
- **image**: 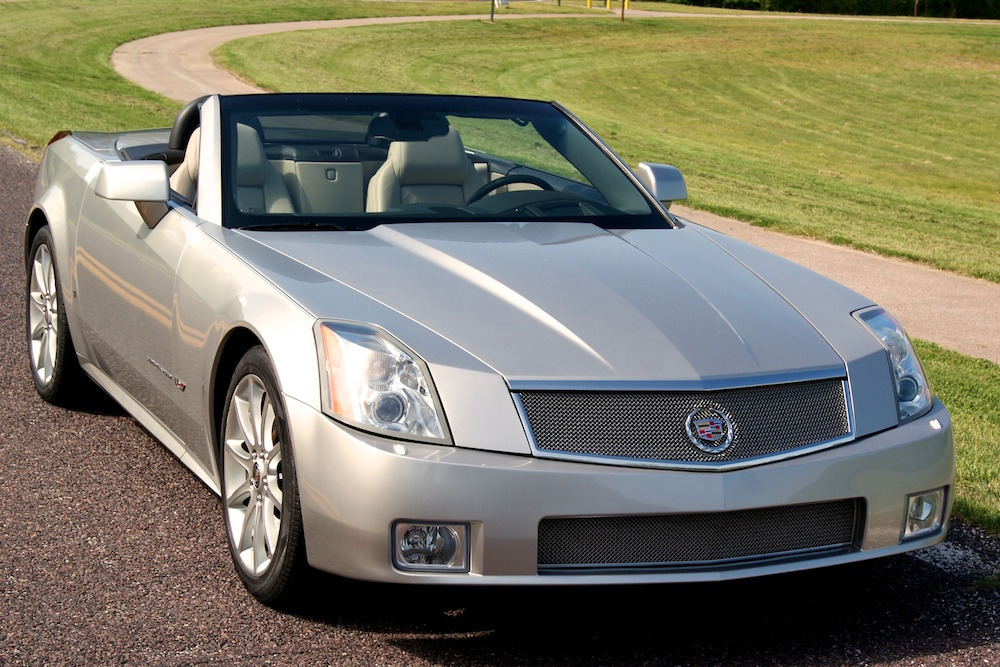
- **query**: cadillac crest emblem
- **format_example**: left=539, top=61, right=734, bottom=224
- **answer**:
left=685, top=407, right=735, bottom=454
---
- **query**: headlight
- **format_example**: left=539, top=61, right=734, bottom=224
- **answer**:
left=315, top=321, right=449, bottom=442
left=854, top=307, right=932, bottom=422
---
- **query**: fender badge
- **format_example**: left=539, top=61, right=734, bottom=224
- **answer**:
left=147, top=357, right=187, bottom=392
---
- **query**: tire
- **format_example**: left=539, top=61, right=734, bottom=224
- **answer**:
left=26, top=226, right=85, bottom=404
left=219, top=346, right=308, bottom=606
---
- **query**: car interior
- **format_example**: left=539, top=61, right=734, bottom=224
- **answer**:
left=116, top=95, right=659, bottom=228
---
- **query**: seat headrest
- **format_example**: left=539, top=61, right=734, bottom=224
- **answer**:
left=181, top=127, right=201, bottom=182
left=390, top=128, right=469, bottom=186
left=366, top=114, right=395, bottom=148
left=236, top=123, right=268, bottom=188
left=367, top=111, right=450, bottom=145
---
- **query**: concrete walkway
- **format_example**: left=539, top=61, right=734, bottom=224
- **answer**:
left=111, top=12, right=1000, bottom=365
left=112, top=14, right=597, bottom=102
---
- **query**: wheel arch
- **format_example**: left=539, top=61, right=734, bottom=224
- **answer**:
left=210, top=327, right=263, bottom=460
left=24, top=208, right=50, bottom=270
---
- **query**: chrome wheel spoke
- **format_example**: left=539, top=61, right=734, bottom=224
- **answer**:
left=262, top=479, right=282, bottom=509
left=223, top=435, right=253, bottom=474
left=36, top=331, right=51, bottom=383
left=225, top=477, right=252, bottom=508
left=238, top=499, right=258, bottom=556
left=30, top=316, right=47, bottom=344
left=30, top=320, right=49, bottom=381
left=28, top=287, right=45, bottom=311
left=263, top=456, right=283, bottom=507
left=234, top=395, right=257, bottom=455
left=262, top=496, right=280, bottom=558
left=248, top=381, right=265, bottom=453
left=44, top=326, right=57, bottom=376
left=264, top=432, right=281, bottom=471
left=253, top=502, right=269, bottom=571
left=41, top=248, right=54, bottom=292
left=262, top=402, right=284, bottom=506
left=258, top=393, right=270, bottom=449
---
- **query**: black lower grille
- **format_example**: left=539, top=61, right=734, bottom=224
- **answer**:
left=538, top=499, right=860, bottom=573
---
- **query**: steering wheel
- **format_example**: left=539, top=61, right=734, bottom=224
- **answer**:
left=467, top=174, right=553, bottom=203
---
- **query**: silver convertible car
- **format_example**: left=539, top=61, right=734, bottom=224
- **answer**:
left=25, top=93, right=954, bottom=606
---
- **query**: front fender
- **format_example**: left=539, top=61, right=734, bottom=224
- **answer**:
left=27, top=137, right=104, bottom=362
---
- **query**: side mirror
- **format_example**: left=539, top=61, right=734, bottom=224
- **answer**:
left=635, top=162, right=687, bottom=209
left=94, top=161, right=170, bottom=203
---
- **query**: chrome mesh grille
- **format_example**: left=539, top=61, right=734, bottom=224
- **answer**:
left=538, top=499, right=859, bottom=571
left=516, top=379, right=849, bottom=466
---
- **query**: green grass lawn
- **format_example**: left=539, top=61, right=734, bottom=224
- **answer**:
left=217, top=16, right=1000, bottom=283
left=1, top=0, right=997, bottom=534
left=917, top=342, right=1000, bottom=535
left=558, top=0, right=751, bottom=11
left=626, top=1, right=757, bottom=12
left=0, top=0, right=585, bottom=154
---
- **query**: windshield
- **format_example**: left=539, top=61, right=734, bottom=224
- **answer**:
left=219, top=94, right=669, bottom=231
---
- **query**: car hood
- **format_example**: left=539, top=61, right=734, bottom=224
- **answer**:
left=239, top=222, right=846, bottom=385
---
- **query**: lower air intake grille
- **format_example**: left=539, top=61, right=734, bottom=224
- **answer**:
left=538, top=499, right=860, bottom=573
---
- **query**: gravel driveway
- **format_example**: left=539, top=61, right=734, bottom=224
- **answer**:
left=2, top=145, right=998, bottom=664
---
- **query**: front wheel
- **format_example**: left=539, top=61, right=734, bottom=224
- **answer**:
left=26, top=226, right=85, bottom=404
left=220, top=346, right=308, bottom=606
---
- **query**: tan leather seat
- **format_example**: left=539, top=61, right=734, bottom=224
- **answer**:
left=235, top=123, right=294, bottom=214
left=366, top=127, right=483, bottom=212
left=169, top=127, right=200, bottom=203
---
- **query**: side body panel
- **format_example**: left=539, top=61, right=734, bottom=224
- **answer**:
left=74, top=199, right=193, bottom=424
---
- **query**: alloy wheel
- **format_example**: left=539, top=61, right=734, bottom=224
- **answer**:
left=222, top=374, right=284, bottom=576
left=27, top=243, right=59, bottom=387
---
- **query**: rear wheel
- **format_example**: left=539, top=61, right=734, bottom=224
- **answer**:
left=220, top=346, right=307, bottom=606
left=26, top=226, right=84, bottom=404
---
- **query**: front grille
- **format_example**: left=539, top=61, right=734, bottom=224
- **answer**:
left=538, top=499, right=860, bottom=573
left=515, top=379, right=850, bottom=467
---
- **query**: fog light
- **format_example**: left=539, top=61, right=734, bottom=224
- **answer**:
left=393, top=522, right=470, bottom=572
left=903, top=488, right=945, bottom=540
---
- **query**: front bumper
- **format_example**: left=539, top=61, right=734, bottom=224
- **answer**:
left=289, top=397, right=953, bottom=585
